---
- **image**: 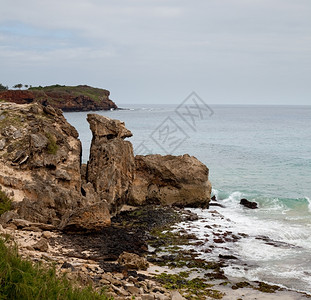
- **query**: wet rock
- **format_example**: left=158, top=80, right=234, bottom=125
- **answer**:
left=240, top=198, right=258, bottom=209
left=209, top=202, right=225, bottom=208
left=219, top=254, right=238, bottom=260
left=118, top=252, right=149, bottom=270
left=129, top=154, right=212, bottom=208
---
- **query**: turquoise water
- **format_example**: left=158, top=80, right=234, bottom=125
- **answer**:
left=64, top=104, right=311, bottom=293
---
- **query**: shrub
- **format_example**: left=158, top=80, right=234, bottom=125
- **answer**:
left=0, top=190, right=12, bottom=215
left=46, top=133, right=58, bottom=155
left=0, top=84, right=8, bottom=91
left=0, top=238, right=111, bottom=299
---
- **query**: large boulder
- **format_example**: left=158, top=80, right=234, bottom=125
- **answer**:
left=60, top=202, right=111, bottom=233
left=0, top=102, right=110, bottom=230
left=129, top=154, right=212, bottom=208
left=86, top=114, right=135, bottom=215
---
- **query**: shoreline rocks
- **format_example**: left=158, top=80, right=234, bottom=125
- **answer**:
left=129, top=154, right=212, bottom=208
left=240, top=198, right=258, bottom=209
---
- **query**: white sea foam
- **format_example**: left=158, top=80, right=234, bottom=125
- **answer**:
left=306, top=197, right=311, bottom=212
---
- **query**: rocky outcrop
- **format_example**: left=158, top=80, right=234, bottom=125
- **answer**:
left=0, top=85, right=117, bottom=112
left=60, top=202, right=111, bottom=233
left=0, top=102, right=110, bottom=230
left=118, top=252, right=149, bottom=270
left=240, top=198, right=258, bottom=209
left=0, top=101, right=212, bottom=231
left=86, top=114, right=135, bottom=215
left=129, top=154, right=212, bottom=208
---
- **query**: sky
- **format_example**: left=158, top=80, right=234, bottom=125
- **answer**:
left=0, top=0, right=310, bottom=105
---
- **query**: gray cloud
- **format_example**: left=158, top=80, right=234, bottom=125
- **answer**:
left=0, top=0, right=310, bottom=104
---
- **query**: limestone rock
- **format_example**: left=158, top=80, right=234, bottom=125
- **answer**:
left=118, top=252, right=149, bottom=270
left=0, top=102, right=110, bottom=231
left=86, top=114, right=135, bottom=215
left=129, top=154, right=211, bottom=208
left=0, top=211, right=18, bottom=225
left=171, top=291, right=186, bottom=300
left=60, top=202, right=111, bottom=233
left=33, top=238, right=49, bottom=252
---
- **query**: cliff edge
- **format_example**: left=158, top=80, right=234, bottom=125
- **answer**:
left=0, top=85, right=118, bottom=112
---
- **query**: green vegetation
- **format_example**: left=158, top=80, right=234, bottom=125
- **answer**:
left=29, top=85, right=108, bottom=102
left=155, top=272, right=224, bottom=299
left=13, top=84, right=23, bottom=90
left=256, top=282, right=281, bottom=293
left=0, top=111, right=24, bottom=130
left=0, top=83, right=8, bottom=91
left=0, top=190, right=12, bottom=215
left=0, top=237, right=111, bottom=299
left=46, top=133, right=58, bottom=155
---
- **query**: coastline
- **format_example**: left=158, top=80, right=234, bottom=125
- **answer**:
left=1, top=102, right=310, bottom=299
left=1, top=205, right=310, bottom=299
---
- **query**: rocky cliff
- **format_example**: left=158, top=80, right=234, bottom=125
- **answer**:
left=0, top=85, right=117, bottom=112
left=0, top=101, right=211, bottom=232
left=129, top=154, right=212, bottom=207
left=86, top=114, right=135, bottom=215
left=0, top=102, right=110, bottom=231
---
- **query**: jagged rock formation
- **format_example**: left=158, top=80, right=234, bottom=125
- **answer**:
left=0, top=85, right=117, bottom=112
left=0, top=102, right=110, bottom=231
left=0, top=102, right=212, bottom=232
left=129, top=154, right=212, bottom=208
left=86, top=114, right=135, bottom=215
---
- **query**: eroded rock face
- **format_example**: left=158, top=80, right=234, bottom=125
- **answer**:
left=0, top=102, right=110, bottom=230
left=60, top=202, right=111, bottom=233
left=0, top=86, right=118, bottom=112
left=129, top=154, right=212, bottom=208
left=86, top=114, right=135, bottom=215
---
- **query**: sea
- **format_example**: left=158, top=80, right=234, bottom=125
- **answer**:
left=64, top=104, right=311, bottom=294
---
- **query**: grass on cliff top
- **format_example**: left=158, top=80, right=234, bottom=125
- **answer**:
left=0, top=190, right=12, bottom=215
left=29, top=85, right=109, bottom=102
left=0, top=237, right=111, bottom=300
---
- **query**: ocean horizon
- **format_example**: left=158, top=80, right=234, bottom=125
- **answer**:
left=64, top=103, right=311, bottom=294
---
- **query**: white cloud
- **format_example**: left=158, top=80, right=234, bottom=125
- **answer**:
left=0, top=0, right=310, bottom=104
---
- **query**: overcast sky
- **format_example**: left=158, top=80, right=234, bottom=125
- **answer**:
left=0, top=0, right=310, bottom=105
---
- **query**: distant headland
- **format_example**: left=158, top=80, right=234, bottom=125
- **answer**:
left=0, top=84, right=118, bottom=112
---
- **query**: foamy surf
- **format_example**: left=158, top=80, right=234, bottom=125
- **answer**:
left=176, top=189, right=311, bottom=294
